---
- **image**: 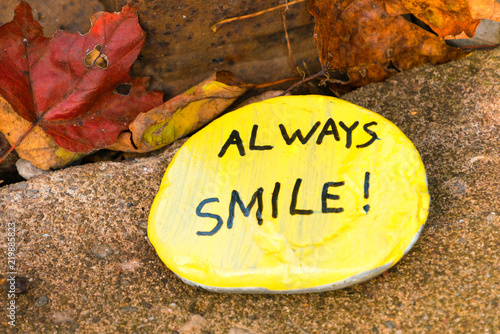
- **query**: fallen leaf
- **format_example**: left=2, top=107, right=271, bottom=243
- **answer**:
left=0, top=0, right=104, bottom=37
left=469, top=0, right=500, bottom=21
left=0, top=97, right=82, bottom=170
left=385, top=0, right=500, bottom=38
left=108, top=71, right=250, bottom=153
left=308, top=0, right=466, bottom=91
left=0, top=2, right=163, bottom=168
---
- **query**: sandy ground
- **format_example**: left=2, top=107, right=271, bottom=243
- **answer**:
left=1, top=48, right=499, bottom=333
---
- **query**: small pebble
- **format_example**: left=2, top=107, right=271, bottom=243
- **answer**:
left=446, top=177, right=467, bottom=195
left=121, top=259, right=142, bottom=271
left=140, top=301, right=153, bottom=309
left=91, top=243, right=113, bottom=259
left=385, top=320, right=397, bottom=329
left=178, top=314, right=207, bottom=333
left=121, top=306, right=138, bottom=312
left=16, top=159, right=50, bottom=180
left=34, top=295, right=49, bottom=307
left=52, top=310, right=74, bottom=324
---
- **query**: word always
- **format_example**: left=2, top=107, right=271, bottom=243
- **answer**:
left=218, top=119, right=378, bottom=158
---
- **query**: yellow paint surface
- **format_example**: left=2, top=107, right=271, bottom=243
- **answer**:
left=148, top=95, right=429, bottom=292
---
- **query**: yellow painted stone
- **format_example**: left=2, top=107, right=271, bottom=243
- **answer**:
left=148, top=95, right=429, bottom=293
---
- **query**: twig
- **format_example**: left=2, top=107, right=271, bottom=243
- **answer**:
left=211, top=0, right=306, bottom=32
left=459, top=43, right=500, bottom=50
left=253, top=76, right=302, bottom=89
left=280, top=65, right=329, bottom=95
left=282, top=7, right=300, bottom=76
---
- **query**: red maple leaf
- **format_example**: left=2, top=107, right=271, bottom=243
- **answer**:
left=0, top=2, right=163, bottom=156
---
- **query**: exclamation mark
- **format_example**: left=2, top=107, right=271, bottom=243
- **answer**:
left=363, top=172, right=370, bottom=213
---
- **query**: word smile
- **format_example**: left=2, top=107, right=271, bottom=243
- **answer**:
left=195, top=172, right=371, bottom=236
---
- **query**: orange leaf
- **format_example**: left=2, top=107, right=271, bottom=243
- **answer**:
left=385, top=0, right=500, bottom=38
left=308, top=0, right=466, bottom=90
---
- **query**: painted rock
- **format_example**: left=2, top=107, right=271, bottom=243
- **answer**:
left=148, top=95, right=429, bottom=293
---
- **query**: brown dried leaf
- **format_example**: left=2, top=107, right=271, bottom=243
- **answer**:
left=308, top=0, right=467, bottom=90
left=384, top=0, right=500, bottom=38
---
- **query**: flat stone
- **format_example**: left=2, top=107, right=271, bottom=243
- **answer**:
left=0, top=48, right=498, bottom=332
left=148, top=96, right=429, bottom=293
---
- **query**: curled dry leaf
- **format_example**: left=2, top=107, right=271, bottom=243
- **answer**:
left=308, top=0, right=467, bottom=91
left=385, top=0, right=500, bottom=38
left=108, top=71, right=250, bottom=153
left=0, top=2, right=163, bottom=169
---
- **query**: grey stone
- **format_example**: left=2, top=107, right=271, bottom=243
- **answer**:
left=34, top=295, right=49, bottom=307
left=121, top=306, right=138, bottom=312
left=16, top=159, right=50, bottom=180
left=385, top=321, right=397, bottom=329
left=486, top=212, right=496, bottom=223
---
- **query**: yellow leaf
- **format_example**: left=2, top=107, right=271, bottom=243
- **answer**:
left=109, top=71, right=250, bottom=153
left=0, top=96, right=82, bottom=170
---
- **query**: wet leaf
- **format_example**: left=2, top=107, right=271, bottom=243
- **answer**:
left=0, top=2, right=163, bottom=169
left=108, top=71, right=250, bottom=153
left=308, top=0, right=467, bottom=91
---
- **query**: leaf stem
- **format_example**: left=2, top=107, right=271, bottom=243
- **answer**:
left=0, top=123, right=36, bottom=164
